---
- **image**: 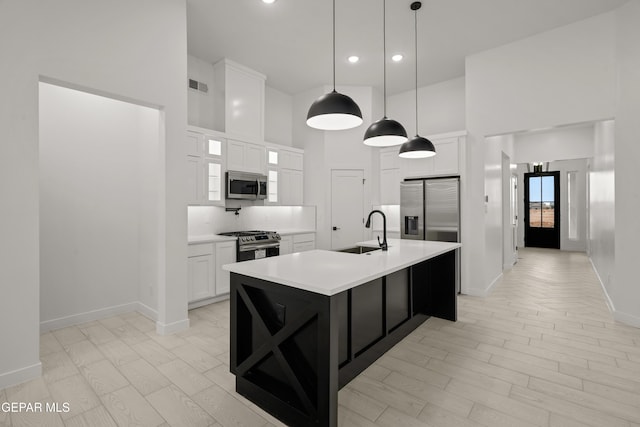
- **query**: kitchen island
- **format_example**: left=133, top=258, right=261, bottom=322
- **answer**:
left=223, top=239, right=460, bottom=426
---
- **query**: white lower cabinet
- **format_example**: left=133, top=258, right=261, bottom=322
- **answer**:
left=187, top=244, right=215, bottom=302
left=293, top=233, right=315, bottom=253
left=279, top=235, right=293, bottom=255
left=214, top=240, right=235, bottom=295
left=188, top=240, right=237, bottom=304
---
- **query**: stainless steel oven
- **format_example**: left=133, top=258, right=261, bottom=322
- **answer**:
left=218, top=230, right=280, bottom=262
left=226, top=171, right=267, bottom=200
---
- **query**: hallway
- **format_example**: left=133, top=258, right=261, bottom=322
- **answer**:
left=2, top=249, right=639, bottom=426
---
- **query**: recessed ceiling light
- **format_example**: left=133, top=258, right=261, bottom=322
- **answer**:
left=262, top=0, right=276, bottom=4
left=391, top=54, right=403, bottom=62
left=348, top=56, right=359, bottom=64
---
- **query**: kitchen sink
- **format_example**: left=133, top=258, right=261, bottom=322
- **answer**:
left=336, top=245, right=381, bottom=254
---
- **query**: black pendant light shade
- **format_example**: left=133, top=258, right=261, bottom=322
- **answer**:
left=398, top=1, right=436, bottom=158
left=364, top=0, right=407, bottom=146
left=307, top=90, right=363, bottom=130
left=306, top=0, right=363, bottom=131
left=399, top=135, right=436, bottom=158
left=363, top=117, right=408, bottom=147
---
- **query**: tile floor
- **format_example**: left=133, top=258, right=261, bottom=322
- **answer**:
left=2, top=248, right=640, bottom=426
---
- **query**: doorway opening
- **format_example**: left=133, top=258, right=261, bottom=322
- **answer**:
left=524, top=171, right=560, bottom=249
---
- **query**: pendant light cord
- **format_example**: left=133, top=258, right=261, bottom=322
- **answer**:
left=414, top=6, right=419, bottom=135
left=383, top=0, right=387, bottom=117
left=332, top=0, right=336, bottom=91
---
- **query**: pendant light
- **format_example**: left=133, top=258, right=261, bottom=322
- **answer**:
left=307, top=0, right=363, bottom=131
left=363, top=0, right=408, bottom=147
left=399, top=1, right=436, bottom=158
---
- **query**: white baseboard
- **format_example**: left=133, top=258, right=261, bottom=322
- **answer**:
left=589, top=258, right=640, bottom=328
left=136, top=302, right=158, bottom=322
left=589, top=258, right=615, bottom=314
left=0, top=362, right=42, bottom=390
left=188, top=294, right=230, bottom=310
left=464, top=273, right=502, bottom=298
left=156, top=318, right=190, bottom=335
left=40, top=302, right=139, bottom=333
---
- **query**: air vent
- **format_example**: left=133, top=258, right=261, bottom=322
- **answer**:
left=188, top=78, right=209, bottom=93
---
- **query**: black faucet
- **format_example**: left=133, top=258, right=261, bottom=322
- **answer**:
left=365, top=210, right=388, bottom=251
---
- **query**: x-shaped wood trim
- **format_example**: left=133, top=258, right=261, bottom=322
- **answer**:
left=235, top=283, right=319, bottom=417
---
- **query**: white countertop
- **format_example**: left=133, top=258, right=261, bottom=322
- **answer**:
left=188, top=234, right=237, bottom=244
left=188, top=229, right=315, bottom=244
left=223, top=239, right=460, bottom=296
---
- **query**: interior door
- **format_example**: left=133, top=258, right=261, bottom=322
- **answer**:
left=331, top=169, right=364, bottom=250
left=524, top=171, right=560, bottom=249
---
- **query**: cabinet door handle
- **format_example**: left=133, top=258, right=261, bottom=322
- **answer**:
left=332, top=226, right=340, bottom=231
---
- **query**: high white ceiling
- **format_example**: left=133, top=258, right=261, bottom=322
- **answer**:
left=187, top=0, right=627, bottom=96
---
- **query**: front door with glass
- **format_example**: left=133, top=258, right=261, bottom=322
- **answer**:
left=524, top=171, right=560, bottom=249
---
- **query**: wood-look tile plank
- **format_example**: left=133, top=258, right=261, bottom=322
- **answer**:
left=40, top=332, right=63, bottom=356
left=146, top=385, right=215, bottom=427
left=192, top=384, right=270, bottom=427
left=130, top=340, right=176, bottom=366
left=338, top=386, right=388, bottom=422
left=347, top=375, right=425, bottom=418
left=443, top=353, right=529, bottom=388
left=528, top=377, right=640, bottom=423
left=79, top=359, right=129, bottom=396
left=468, top=403, right=540, bottom=427
left=64, top=340, right=105, bottom=367
left=47, top=374, right=101, bottom=420
left=96, top=339, right=140, bottom=367
left=425, top=358, right=512, bottom=396
left=171, top=343, right=223, bottom=372
left=101, top=385, right=165, bottom=427
left=51, top=326, right=86, bottom=347
left=374, top=406, right=435, bottom=427
left=40, top=350, right=79, bottom=384
left=337, top=405, right=377, bottom=427
left=382, top=371, right=473, bottom=417
left=156, top=359, right=213, bottom=396
left=119, top=359, right=170, bottom=396
left=418, top=402, right=484, bottom=427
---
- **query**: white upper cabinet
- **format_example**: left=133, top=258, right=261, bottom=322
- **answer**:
left=379, top=132, right=466, bottom=204
left=264, top=145, right=304, bottom=206
left=280, top=149, right=303, bottom=171
left=187, top=128, right=225, bottom=206
left=213, top=59, right=266, bottom=142
left=227, top=139, right=265, bottom=174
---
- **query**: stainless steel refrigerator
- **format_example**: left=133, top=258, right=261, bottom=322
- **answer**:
left=400, top=177, right=461, bottom=292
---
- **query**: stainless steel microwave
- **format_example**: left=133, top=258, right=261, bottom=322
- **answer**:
left=226, top=171, right=268, bottom=200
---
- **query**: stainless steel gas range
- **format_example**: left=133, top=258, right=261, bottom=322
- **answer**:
left=218, top=230, right=281, bottom=262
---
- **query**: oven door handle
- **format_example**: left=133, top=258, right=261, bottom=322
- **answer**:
left=239, top=242, right=280, bottom=252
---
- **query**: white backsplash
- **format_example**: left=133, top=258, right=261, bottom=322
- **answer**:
left=188, top=205, right=316, bottom=236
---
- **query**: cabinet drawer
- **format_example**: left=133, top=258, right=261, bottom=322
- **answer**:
left=293, top=233, right=315, bottom=244
left=188, top=243, right=214, bottom=257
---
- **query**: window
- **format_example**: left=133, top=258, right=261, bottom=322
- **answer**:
left=528, top=175, right=555, bottom=228
left=268, top=150, right=278, bottom=165
left=207, top=138, right=222, bottom=156
left=208, top=162, right=222, bottom=201
left=568, top=171, right=578, bottom=240
left=268, top=170, right=278, bottom=203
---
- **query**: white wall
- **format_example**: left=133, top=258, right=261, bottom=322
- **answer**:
left=465, top=11, right=617, bottom=297
left=188, top=55, right=293, bottom=146
left=613, top=1, right=640, bottom=327
left=387, top=77, right=466, bottom=137
left=265, top=86, right=293, bottom=146
left=187, top=55, right=217, bottom=130
left=466, top=12, right=616, bottom=137
left=513, top=124, right=594, bottom=164
left=589, top=121, right=615, bottom=310
left=484, top=135, right=514, bottom=289
left=0, top=0, right=188, bottom=389
left=39, top=83, right=160, bottom=329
